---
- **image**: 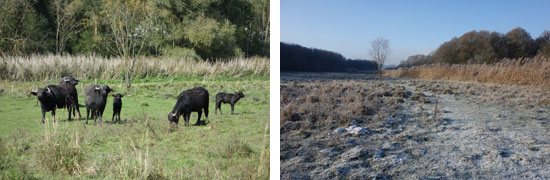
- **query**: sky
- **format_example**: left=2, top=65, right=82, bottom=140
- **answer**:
left=281, top=0, right=550, bottom=65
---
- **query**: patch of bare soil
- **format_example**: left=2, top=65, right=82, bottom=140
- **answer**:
left=280, top=73, right=550, bottom=179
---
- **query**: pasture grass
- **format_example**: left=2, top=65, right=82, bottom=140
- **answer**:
left=0, top=77, right=269, bottom=179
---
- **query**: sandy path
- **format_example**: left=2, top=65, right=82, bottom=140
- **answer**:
left=396, top=83, right=550, bottom=179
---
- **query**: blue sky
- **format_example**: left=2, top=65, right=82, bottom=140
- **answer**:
left=281, top=0, right=550, bottom=65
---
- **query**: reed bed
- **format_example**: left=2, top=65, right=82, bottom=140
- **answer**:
left=385, top=57, right=550, bottom=87
left=0, top=55, right=269, bottom=81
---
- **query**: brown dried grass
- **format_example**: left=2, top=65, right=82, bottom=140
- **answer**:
left=0, top=54, right=269, bottom=81
left=385, top=57, right=550, bottom=87
left=280, top=80, right=399, bottom=131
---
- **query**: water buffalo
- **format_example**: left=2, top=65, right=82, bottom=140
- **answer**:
left=168, top=87, right=209, bottom=126
left=30, top=85, right=70, bottom=123
left=58, top=76, right=82, bottom=120
left=112, top=93, right=124, bottom=123
left=215, top=91, right=245, bottom=115
left=85, top=84, right=114, bottom=125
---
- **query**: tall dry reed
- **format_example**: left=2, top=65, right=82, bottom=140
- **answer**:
left=385, top=57, right=550, bottom=87
left=0, top=54, right=269, bottom=81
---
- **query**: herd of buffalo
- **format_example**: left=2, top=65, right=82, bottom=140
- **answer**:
left=30, top=77, right=245, bottom=127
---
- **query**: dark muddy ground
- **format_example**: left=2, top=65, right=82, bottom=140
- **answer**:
left=280, top=72, right=550, bottom=179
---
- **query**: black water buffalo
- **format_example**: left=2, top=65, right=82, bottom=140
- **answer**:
left=112, top=93, right=124, bottom=123
left=215, top=91, right=245, bottom=115
left=58, top=77, right=82, bottom=120
left=85, top=84, right=114, bottom=125
left=30, top=85, right=70, bottom=123
left=168, top=87, right=209, bottom=126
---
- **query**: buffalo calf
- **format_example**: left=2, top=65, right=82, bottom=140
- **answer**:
left=168, top=87, right=209, bottom=127
left=85, top=84, right=114, bottom=125
left=215, top=91, right=245, bottom=115
left=112, top=93, right=124, bottom=123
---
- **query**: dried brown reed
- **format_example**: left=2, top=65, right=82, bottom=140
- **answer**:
left=0, top=54, right=269, bottom=81
left=385, top=57, right=550, bottom=87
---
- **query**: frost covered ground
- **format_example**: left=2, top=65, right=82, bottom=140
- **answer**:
left=280, top=72, right=550, bottom=179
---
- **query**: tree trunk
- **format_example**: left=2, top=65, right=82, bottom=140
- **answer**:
left=125, top=58, right=134, bottom=88
left=378, top=67, right=382, bottom=83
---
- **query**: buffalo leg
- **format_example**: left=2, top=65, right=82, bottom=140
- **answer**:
left=112, top=112, right=115, bottom=123
left=86, top=108, right=90, bottom=124
left=99, top=111, right=103, bottom=125
left=231, top=104, right=235, bottom=115
left=51, top=110, right=56, bottom=123
left=41, top=109, right=46, bottom=124
left=93, top=111, right=97, bottom=126
left=76, top=104, right=82, bottom=120
left=195, top=110, right=202, bottom=126
left=67, top=106, right=72, bottom=121
left=215, top=102, right=219, bottom=115
left=204, top=106, right=208, bottom=118
left=185, top=113, right=191, bottom=126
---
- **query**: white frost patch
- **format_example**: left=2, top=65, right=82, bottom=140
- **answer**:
left=331, top=125, right=368, bottom=135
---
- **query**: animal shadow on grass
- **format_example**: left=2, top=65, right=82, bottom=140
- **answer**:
left=193, top=119, right=210, bottom=126
left=104, top=119, right=134, bottom=124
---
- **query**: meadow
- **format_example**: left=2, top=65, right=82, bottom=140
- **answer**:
left=0, top=56, right=269, bottom=179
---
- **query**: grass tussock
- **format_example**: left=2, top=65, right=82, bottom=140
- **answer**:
left=37, top=123, right=87, bottom=175
left=281, top=80, right=401, bottom=131
left=0, top=54, right=269, bottom=81
left=0, top=131, right=36, bottom=179
left=385, top=57, right=550, bottom=87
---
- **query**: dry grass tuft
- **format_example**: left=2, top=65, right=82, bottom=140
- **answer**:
left=280, top=80, right=401, bottom=131
left=37, top=123, right=87, bottom=175
left=385, top=57, right=550, bottom=87
left=0, top=54, right=269, bottom=81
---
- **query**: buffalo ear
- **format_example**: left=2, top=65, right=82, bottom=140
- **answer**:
left=120, top=94, right=124, bottom=97
left=112, top=94, right=116, bottom=97
left=45, top=87, right=51, bottom=93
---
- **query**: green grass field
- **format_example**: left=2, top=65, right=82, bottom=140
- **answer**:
left=0, top=77, right=269, bottom=179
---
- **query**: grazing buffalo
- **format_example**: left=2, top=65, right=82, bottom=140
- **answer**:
left=58, top=77, right=82, bottom=120
left=30, top=85, right=70, bottom=123
left=168, top=87, right=209, bottom=126
left=112, top=93, right=124, bottom=123
left=215, top=91, right=245, bottom=115
left=85, top=84, right=114, bottom=125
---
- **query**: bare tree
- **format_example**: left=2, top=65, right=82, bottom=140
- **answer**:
left=103, top=0, right=155, bottom=88
left=49, top=0, right=83, bottom=55
left=369, top=37, right=390, bottom=82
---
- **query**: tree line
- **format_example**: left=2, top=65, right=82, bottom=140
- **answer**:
left=399, top=27, right=550, bottom=67
left=0, top=0, right=270, bottom=60
left=281, top=42, right=378, bottom=72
